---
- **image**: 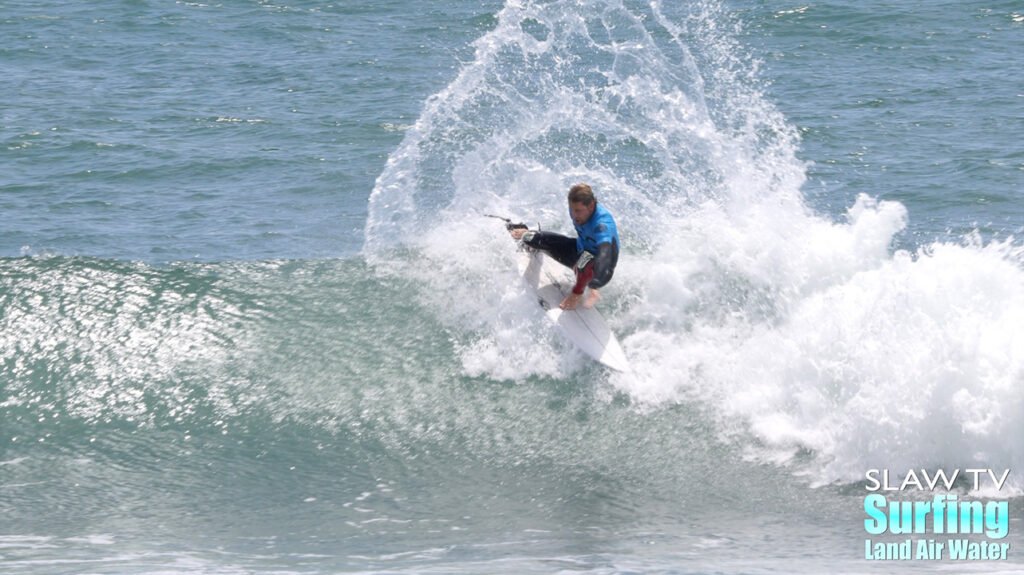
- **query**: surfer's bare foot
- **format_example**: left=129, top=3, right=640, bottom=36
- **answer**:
left=559, top=292, right=583, bottom=310
left=582, top=288, right=601, bottom=309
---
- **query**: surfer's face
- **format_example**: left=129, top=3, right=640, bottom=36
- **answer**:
left=569, top=201, right=595, bottom=226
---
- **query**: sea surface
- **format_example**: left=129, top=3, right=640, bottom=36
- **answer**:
left=2, top=1, right=1023, bottom=573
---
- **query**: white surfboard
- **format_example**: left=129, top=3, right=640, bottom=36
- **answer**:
left=517, top=246, right=630, bottom=372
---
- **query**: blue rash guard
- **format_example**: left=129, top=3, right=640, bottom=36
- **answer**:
left=572, top=203, right=619, bottom=291
left=573, top=203, right=619, bottom=254
left=520, top=202, right=620, bottom=293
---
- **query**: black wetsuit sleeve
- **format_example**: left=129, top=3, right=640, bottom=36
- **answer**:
left=588, top=240, right=618, bottom=289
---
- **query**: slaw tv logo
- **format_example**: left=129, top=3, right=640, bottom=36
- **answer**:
left=863, top=468, right=1011, bottom=561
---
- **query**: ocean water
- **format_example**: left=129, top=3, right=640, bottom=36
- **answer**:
left=2, top=1, right=1022, bottom=573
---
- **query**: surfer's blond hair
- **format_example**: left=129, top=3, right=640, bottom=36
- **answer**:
left=568, top=183, right=596, bottom=206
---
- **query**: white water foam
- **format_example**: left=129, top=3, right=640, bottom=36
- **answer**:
left=364, top=0, right=1024, bottom=488
left=614, top=196, right=1024, bottom=489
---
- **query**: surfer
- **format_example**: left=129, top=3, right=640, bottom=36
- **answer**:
left=510, top=183, right=620, bottom=310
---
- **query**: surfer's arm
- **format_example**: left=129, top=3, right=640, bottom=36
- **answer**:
left=587, top=241, right=617, bottom=289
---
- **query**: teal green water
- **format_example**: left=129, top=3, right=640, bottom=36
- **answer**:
left=2, top=1, right=1022, bottom=573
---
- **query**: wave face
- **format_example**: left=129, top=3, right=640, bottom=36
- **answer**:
left=1, top=254, right=818, bottom=574
left=363, top=0, right=1024, bottom=489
